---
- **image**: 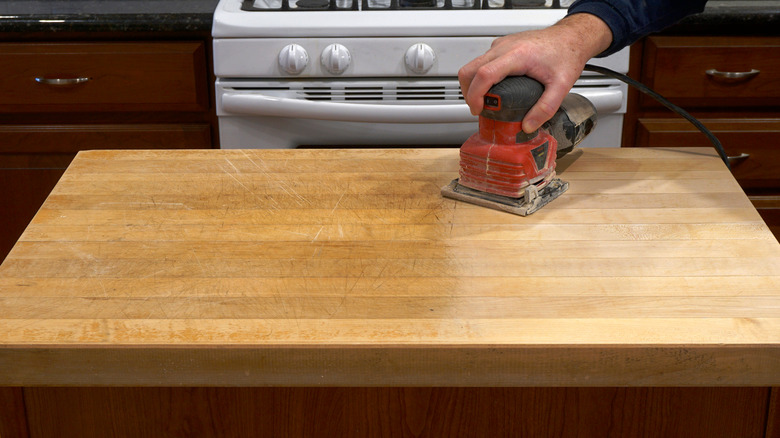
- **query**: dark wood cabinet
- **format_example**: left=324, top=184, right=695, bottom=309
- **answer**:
left=0, top=161, right=67, bottom=266
left=623, top=36, right=780, bottom=240
left=637, top=36, right=780, bottom=109
left=2, top=387, right=777, bottom=438
left=0, top=42, right=209, bottom=113
left=634, top=118, right=780, bottom=190
left=0, top=41, right=217, bottom=262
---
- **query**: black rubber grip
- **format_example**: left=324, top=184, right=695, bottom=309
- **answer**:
left=481, top=76, right=545, bottom=122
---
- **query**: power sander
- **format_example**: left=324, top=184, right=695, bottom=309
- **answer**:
left=441, top=75, right=597, bottom=216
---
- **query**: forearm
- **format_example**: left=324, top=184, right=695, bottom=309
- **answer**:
left=550, top=13, right=613, bottom=65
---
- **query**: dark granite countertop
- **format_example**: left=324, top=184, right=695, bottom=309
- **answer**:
left=0, top=0, right=777, bottom=38
left=0, top=0, right=220, bottom=37
left=668, top=1, right=780, bottom=36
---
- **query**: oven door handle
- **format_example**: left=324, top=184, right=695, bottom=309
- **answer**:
left=221, top=93, right=476, bottom=123
left=220, top=88, right=623, bottom=123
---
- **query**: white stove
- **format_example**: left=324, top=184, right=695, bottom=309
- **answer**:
left=214, top=0, right=574, bottom=38
left=212, top=0, right=629, bottom=148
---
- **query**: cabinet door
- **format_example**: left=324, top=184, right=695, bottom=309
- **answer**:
left=0, top=156, right=70, bottom=262
left=19, top=387, right=771, bottom=438
left=0, top=388, right=27, bottom=438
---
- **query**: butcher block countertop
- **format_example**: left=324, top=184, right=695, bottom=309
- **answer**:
left=0, top=147, right=778, bottom=387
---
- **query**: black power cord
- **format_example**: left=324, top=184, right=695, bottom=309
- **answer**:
left=583, top=63, right=730, bottom=170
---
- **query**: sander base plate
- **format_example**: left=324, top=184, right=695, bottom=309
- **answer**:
left=441, top=178, right=569, bottom=216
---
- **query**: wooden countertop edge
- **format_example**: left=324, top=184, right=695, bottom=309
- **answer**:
left=2, top=345, right=778, bottom=387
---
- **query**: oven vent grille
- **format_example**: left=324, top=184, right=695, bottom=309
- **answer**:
left=300, top=84, right=464, bottom=102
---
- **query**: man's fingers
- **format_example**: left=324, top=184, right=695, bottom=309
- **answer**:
left=457, top=65, right=477, bottom=113
left=459, top=59, right=501, bottom=115
left=458, top=35, right=512, bottom=95
left=521, top=85, right=569, bottom=133
left=462, top=57, right=526, bottom=116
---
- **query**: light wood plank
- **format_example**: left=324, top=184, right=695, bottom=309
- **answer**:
left=37, top=191, right=757, bottom=211
left=2, top=256, right=778, bottom=278
left=8, top=239, right=778, bottom=259
left=1, top=318, right=779, bottom=345
left=31, top=207, right=765, bottom=226
left=18, top=222, right=773, bottom=243
left=1, top=296, right=779, bottom=319
left=47, top=177, right=744, bottom=197
left=2, top=276, right=779, bottom=298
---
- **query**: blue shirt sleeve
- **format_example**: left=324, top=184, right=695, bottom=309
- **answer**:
left=566, top=0, right=708, bottom=57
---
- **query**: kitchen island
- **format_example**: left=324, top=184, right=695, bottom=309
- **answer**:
left=0, top=147, right=778, bottom=437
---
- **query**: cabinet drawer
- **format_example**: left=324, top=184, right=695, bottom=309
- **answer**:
left=641, top=36, right=780, bottom=108
left=635, top=118, right=780, bottom=190
left=0, top=124, right=212, bottom=154
left=0, top=42, right=208, bottom=113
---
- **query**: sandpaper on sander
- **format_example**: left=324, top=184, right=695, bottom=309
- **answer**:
left=441, top=76, right=597, bottom=215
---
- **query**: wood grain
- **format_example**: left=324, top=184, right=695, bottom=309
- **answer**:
left=769, top=387, right=780, bottom=438
left=0, top=147, right=778, bottom=386
left=0, top=387, right=28, bottom=438
left=21, top=387, right=770, bottom=438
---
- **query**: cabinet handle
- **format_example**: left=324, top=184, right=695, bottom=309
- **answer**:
left=727, top=153, right=750, bottom=166
left=34, top=77, right=90, bottom=86
left=705, top=69, right=760, bottom=82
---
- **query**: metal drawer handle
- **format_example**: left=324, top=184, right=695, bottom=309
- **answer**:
left=34, top=77, right=90, bottom=86
left=705, top=69, right=760, bottom=81
left=727, top=153, right=750, bottom=166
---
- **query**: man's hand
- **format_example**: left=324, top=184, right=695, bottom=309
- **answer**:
left=458, top=13, right=612, bottom=133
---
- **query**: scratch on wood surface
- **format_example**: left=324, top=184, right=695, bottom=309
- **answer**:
left=239, top=150, right=309, bottom=207
left=221, top=159, right=275, bottom=210
left=98, top=202, right=192, bottom=210
left=223, top=158, right=265, bottom=202
left=139, top=269, right=170, bottom=280
left=192, top=250, right=207, bottom=277
left=66, top=245, right=114, bottom=279
left=98, top=279, right=109, bottom=298
left=331, top=192, right=345, bottom=215
left=311, top=226, right=324, bottom=243
left=281, top=229, right=317, bottom=240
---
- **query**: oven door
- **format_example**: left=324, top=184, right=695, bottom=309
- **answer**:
left=216, top=78, right=626, bottom=149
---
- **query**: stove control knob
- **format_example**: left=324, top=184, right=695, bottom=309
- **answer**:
left=278, top=44, right=309, bottom=75
left=405, top=43, right=436, bottom=74
left=321, top=44, right=351, bottom=75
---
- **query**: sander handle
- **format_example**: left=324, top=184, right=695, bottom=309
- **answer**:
left=481, top=76, right=545, bottom=122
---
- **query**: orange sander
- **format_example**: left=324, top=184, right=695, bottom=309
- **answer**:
left=441, top=75, right=597, bottom=216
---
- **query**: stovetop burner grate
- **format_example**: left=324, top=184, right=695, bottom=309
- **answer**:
left=241, top=0, right=359, bottom=10
left=241, top=0, right=561, bottom=11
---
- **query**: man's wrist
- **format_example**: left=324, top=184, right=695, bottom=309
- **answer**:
left=554, top=12, right=613, bottom=61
